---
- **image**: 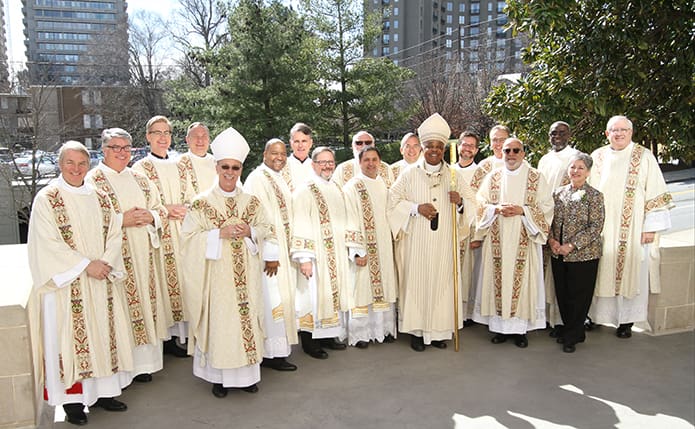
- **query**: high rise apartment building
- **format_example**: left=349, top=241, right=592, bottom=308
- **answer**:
left=0, top=0, right=9, bottom=90
left=23, top=0, right=129, bottom=85
left=365, top=0, right=523, bottom=73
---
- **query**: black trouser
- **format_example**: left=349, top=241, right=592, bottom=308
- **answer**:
left=551, top=257, right=599, bottom=346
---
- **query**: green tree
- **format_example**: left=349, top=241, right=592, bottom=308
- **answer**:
left=300, top=0, right=415, bottom=145
left=484, top=0, right=695, bottom=164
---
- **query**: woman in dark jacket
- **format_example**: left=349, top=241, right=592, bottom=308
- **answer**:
left=548, top=153, right=605, bottom=353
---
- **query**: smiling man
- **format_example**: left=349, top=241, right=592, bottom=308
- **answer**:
left=87, top=128, right=168, bottom=384
left=177, top=122, right=217, bottom=195
left=244, top=139, right=299, bottom=372
left=28, top=141, right=133, bottom=426
left=588, top=115, right=673, bottom=339
left=291, top=147, right=356, bottom=359
left=390, top=132, right=421, bottom=179
left=283, top=122, right=315, bottom=190
left=388, top=113, right=472, bottom=352
left=181, top=127, right=277, bottom=398
left=343, top=147, right=398, bottom=348
left=132, top=115, right=190, bottom=358
left=474, top=138, right=554, bottom=349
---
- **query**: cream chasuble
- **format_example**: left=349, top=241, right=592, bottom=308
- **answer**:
left=245, top=164, right=299, bottom=349
left=28, top=177, right=134, bottom=406
left=333, top=158, right=395, bottom=188
left=177, top=151, right=217, bottom=195
left=537, top=145, right=579, bottom=326
left=181, top=185, right=274, bottom=374
left=453, top=161, right=478, bottom=319
left=343, top=173, right=398, bottom=344
left=390, top=159, right=414, bottom=180
left=469, top=156, right=504, bottom=192
left=588, top=142, right=673, bottom=325
left=387, top=159, right=470, bottom=343
left=291, top=174, right=356, bottom=336
left=87, top=163, right=167, bottom=375
left=474, top=164, right=554, bottom=334
left=133, top=155, right=190, bottom=334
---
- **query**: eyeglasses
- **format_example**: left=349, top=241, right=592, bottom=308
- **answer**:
left=608, top=128, right=631, bottom=134
left=503, top=148, right=522, bottom=154
left=148, top=130, right=172, bottom=137
left=219, top=164, right=241, bottom=171
left=459, top=144, right=477, bottom=149
left=106, top=145, right=132, bottom=152
left=354, top=140, right=373, bottom=147
left=315, top=160, right=335, bottom=166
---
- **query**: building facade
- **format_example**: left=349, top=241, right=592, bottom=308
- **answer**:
left=23, top=0, right=129, bottom=85
left=0, top=0, right=9, bottom=91
left=365, top=0, right=523, bottom=73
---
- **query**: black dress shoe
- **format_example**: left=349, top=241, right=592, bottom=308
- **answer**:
left=616, top=324, right=633, bottom=338
left=383, top=334, right=396, bottom=343
left=549, top=326, right=563, bottom=338
left=514, top=334, right=528, bottom=348
left=240, top=384, right=259, bottom=393
left=133, top=373, right=152, bottom=383
left=430, top=340, right=447, bottom=349
left=320, top=338, right=347, bottom=350
left=303, top=348, right=329, bottom=359
left=93, top=397, right=127, bottom=412
left=212, top=383, right=227, bottom=398
left=261, top=357, right=297, bottom=371
left=563, top=344, right=576, bottom=353
left=463, top=319, right=476, bottom=328
left=163, top=338, right=189, bottom=358
left=584, top=318, right=597, bottom=331
left=410, top=335, right=425, bottom=352
left=491, top=334, right=507, bottom=344
left=64, top=403, right=88, bottom=426
left=355, top=341, right=369, bottom=349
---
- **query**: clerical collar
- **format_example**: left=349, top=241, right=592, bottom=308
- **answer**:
left=424, top=162, right=442, bottom=173
left=217, top=184, right=239, bottom=197
left=57, top=175, right=92, bottom=195
left=150, top=152, right=168, bottom=160
left=458, top=160, right=474, bottom=169
left=189, top=151, right=209, bottom=158
left=504, top=165, right=523, bottom=176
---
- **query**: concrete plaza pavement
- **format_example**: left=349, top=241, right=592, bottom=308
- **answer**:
left=39, top=324, right=694, bottom=429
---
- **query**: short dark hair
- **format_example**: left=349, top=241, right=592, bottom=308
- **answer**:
left=358, top=146, right=381, bottom=161
left=458, top=130, right=480, bottom=145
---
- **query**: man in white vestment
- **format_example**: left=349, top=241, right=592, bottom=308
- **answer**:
left=474, top=138, right=554, bottom=348
left=537, top=121, right=580, bottom=335
left=245, top=139, right=299, bottom=371
left=470, top=125, right=510, bottom=192
left=343, top=147, right=398, bottom=348
left=453, top=130, right=481, bottom=323
left=291, top=147, right=354, bottom=359
left=588, top=115, right=673, bottom=338
left=28, top=141, right=132, bottom=425
left=282, top=122, right=315, bottom=191
left=390, top=132, right=421, bottom=179
left=178, top=122, right=217, bottom=196
left=388, top=113, right=471, bottom=352
left=332, top=130, right=395, bottom=188
left=132, top=115, right=189, bottom=358
left=87, top=128, right=167, bottom=383
left=181, top=127, right=277, bottom=397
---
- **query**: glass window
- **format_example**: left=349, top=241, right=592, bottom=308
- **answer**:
left=393, top=33, right=399, bottom=42
left=498, top=1, right=506, bottom=13
left=446, top=27, right=452, bottom=35
left=382, top=46, right=390, bottom=55
left=446, top=2, right=453, bottom=11
left=393, top=7, right=398, bottom=16
left=446, top=15, right=452, bottom=23
left=446, top=39, right=452, bottom=48
left=470, top=27, right=479, bottom=35
left=459, top=16, right=465, bottom=24
left=459, top=3, right=465, bottom=12
left=471, top=15, right=480, bottom=25
left=383, top=34, right=390, bottom=44
left=488, top=3, right=493, bottom=11
left=470, top=39, right=478, bottom=48
left=83, top=114, right=91, bottom=129
left=393, top=47, right=398, bottom=54
left=394, top=19, right=399, bottom=29
left=471, top=2, right=480, bottom=14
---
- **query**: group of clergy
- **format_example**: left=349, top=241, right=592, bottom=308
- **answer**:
left=27, top=112, right=673, bottom=426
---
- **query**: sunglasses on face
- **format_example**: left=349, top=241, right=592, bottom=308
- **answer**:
left=503, top=148, right=522, bottom=154
left=354, top=140, right=373, bottom=147
left=219, top=164, right=241, bottom=171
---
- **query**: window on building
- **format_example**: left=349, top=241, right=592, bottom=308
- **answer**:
left=471, top=15, right=480, bottom=25
left=447, top=2, right=453, bottom=11
left=471, top=2, right=480, bottom=14
left=446, top=51, right=452, bottom=60
left=0, top=97, right=8, bottom=109
left=446, top=15, right=452, bottom=23
left=83, top=114, right=91, bottom=129
left=446, top=27, right=452, bottom=35
left=488, top=3, right=493, bottom=12
left=470, top=26, right=480, bottom=35
left=393, top=33, right=399, bottom=42
left=394, top=19, right=399, bottom=29
left=459, top=15, right=465, bottom=24
left=470, top=51, right=479, bottom=61
left=498, top=14, right=508, bottom=25
left=497, top=27, right=506, bottom=37
left=459, top=3, right=465, bottom=12
left=383, top=34, right=390, bottom=44
left=382, top=46, right=390, bottom=55
left=383, top=20, right=390, bottom=30
left=470, top=39, right=478, bottom=48
left=498, top=1, right=506, bottom=13
left=446, top=39, right=452, bottom=48
left=393, top=7, right=398, bottom=16
left=393, top=47, right=398, bottom=54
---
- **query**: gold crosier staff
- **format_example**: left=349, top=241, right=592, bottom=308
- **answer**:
left=449, top=141, right=460, bottom=352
